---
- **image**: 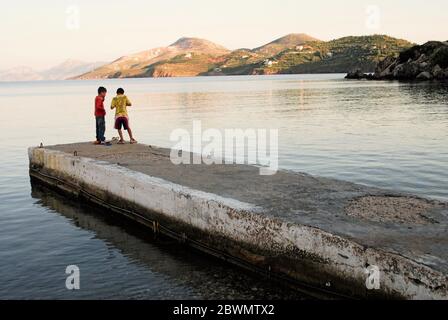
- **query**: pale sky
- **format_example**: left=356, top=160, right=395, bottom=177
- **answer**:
left=1, top=0, right=447, bottom=70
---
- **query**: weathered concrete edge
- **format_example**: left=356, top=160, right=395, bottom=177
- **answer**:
left=28, top=147, right=448, bottom=300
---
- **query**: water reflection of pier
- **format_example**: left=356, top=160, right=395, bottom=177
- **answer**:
left=30, top=182, right=306, bottom=300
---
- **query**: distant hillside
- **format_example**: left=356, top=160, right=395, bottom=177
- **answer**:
left=76, top=37, right=230, bottom=79
left=253, top=33, right=321, bottom=56
left=0, top=60, right=106, bottom=82
left=73, top=34, right=414, bottom=79
left=283, top=35, right=414, bottom=74
left=41, top=59, right=106, bottom=80
left=216, top=35, right=413, bottom=75
left=0, top=67, right=43, bottom=81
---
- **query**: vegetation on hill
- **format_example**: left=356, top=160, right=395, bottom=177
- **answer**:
left=75, top=34, right=414, bottom=79
left=143, top=53, right=222, bottom=78
left=219, top=35, right=413, bottom=75
left=252, top=33, right=320, bottom=56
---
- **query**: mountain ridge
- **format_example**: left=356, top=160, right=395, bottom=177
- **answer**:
left=41, top=59, right=106, bottom=80
left=76, top=34, right=414, bottom=79
left=253, top=33, right=321, bottom=56
left=0, top=60, right=106, bottom=82
left=0, top=34, right=416, bottom=81
left=0, top=66, right=43, bottom=81
left=74, top=37, right=230, bottom=79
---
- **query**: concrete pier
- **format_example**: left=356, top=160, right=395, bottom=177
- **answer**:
left=28, top=142, right=448, bottom=299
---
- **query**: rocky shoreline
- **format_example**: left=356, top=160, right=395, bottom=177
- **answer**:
left=346, top=41, right=448, bottom=81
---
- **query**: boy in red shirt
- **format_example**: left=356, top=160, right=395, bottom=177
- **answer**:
left=94, top=87, right=107, bottom=145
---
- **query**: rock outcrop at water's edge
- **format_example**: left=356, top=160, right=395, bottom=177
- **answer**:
left=346, top=41, right=448, bottom=81
left=345, top=69, right=375, bottom=80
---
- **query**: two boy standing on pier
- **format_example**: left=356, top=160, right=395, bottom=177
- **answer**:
left=94, top=87, right=137, bottom=145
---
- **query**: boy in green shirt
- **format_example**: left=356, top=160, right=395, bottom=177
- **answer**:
left=111, top=88, right=137, bottom=144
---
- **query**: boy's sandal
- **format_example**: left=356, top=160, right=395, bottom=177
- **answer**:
left=130, top=139, right=138, bottom=144
left=117, top=140, right=125, bottom=144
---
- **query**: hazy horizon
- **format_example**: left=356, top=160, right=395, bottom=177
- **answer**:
left=1, top=0, right=447, bottom=70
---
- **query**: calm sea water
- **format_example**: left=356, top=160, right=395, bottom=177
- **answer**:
left=1, top=74, right=447, bottom=299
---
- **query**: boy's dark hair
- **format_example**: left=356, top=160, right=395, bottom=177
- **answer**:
left=98, top=86, right=107, bottom=94
left=117, top=88, right=125, bottom=95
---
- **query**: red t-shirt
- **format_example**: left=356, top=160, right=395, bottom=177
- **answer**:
left=95, top=96, right=106, bottom=117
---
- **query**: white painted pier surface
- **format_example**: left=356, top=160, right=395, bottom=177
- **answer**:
left=28, top=143, right=448, bottom=300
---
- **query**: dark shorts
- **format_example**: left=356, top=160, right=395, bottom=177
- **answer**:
left=114, top=117, right=129, bottom=130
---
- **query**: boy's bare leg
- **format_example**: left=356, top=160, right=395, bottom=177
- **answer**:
left=118, top=129, right=125, bottom=143
left=127, top=127, right=137, bottom=143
